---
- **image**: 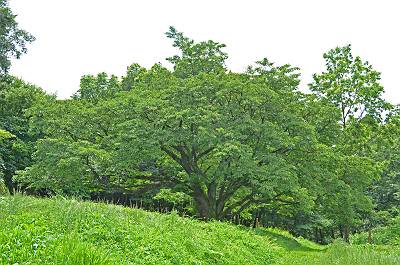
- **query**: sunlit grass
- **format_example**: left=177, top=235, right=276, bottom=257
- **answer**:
left=1, top=195, right=399, bottom=264
left=0, top=195, right=282, bottom=264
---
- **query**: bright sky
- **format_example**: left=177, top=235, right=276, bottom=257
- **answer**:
left=9, top=0, right=400, bottom=103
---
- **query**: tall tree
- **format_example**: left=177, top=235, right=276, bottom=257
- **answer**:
left=310, top=45, right=389, bottom=242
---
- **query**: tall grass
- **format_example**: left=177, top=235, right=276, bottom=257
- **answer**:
left=0, top=195, right=282, bottom=264
left=1, top=195, right=398, bottom=264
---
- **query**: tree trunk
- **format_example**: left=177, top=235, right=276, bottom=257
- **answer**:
left=339, top=225, right=344, bottom=239
left=319, top=228, right=324, bottom=244
left=207, top=181, right=217, bottom=218
left=3, top=171, right=14, bottom=194
left=343, top=224, right=350, bottom=243
left=192, top=181, right=228, bottom=220
left=193, top=186, right=210, bottom=219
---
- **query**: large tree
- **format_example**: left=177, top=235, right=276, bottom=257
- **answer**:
left=19, top=29, right=325, bottom=221
left=120, top=69, right=319, bottom=220
left=20, top=63, right=321, bottom=220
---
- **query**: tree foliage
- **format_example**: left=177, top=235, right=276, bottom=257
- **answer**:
left=310, top=45, right=390, bottom=127
left=0, top=76, right=51, bottom=192
left=0, top=0, right=35, bottom=75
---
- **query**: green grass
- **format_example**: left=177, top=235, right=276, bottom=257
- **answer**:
left=262, top=226, right=400, bottom=265
left=1, top=195, right=399, bottom=264
left=0, top=195, right=283, bottom=264
left=255, top=227, right=325, bottom=252
left=276, top=242, right=400, bottom=265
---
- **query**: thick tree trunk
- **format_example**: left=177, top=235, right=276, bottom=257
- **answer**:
left=216, top=199, right=225, bottom=218
left=192, top=182, right=227, bottom=220
left=193, top=185, right=210, bottom=219
left=207, top=181, right=217, bottom=218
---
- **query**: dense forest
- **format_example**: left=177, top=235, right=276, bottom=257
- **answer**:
left=1, top=0, right=400, bottom=248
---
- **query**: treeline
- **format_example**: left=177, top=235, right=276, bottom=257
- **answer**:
left=1, top=1, right=400, bottom=244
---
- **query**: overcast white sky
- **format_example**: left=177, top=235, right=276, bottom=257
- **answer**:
left=8, top=0, right=400, bottom=103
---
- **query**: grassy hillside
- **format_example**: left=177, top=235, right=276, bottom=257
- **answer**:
left=0, top=195, right=284, bottom=264
left=1, top=195, right=399, bottom=265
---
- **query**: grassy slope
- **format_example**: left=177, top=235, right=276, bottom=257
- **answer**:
left=1, top=196, right=399, bottom=265
left=0, top=195, right=283, bottom=264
